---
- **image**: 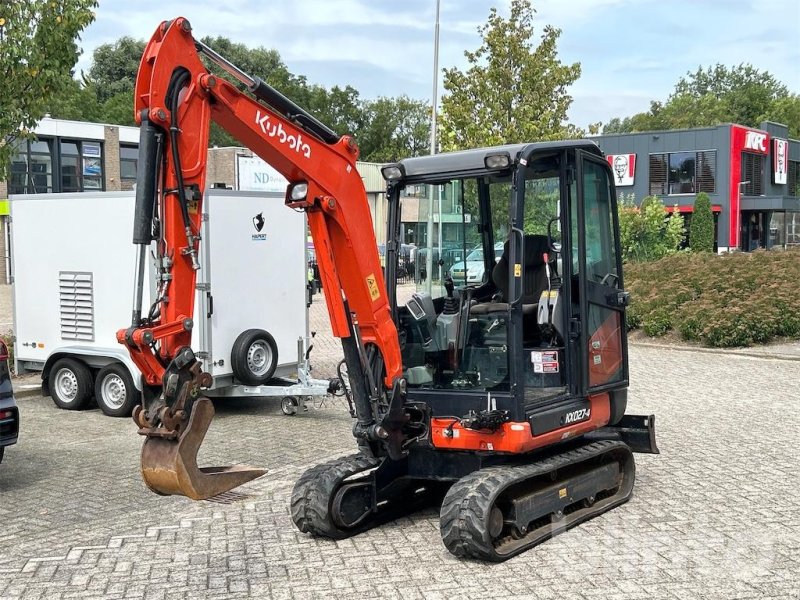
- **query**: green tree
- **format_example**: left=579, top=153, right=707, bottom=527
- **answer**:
left=761, top=95, right=800, bottom=138
left=0, top=0, right=97, bottom=178
left=689, top=192, right=714, bottom=253
left=439, top=0, right=582, bottom=151
left=44, top=31, right=431, bottom=161
left=358, top=96, right=430, bottom=162
left=617, top=194, right=684, bottom=262
left=199, top=36, right=313, bottom=147
left=603, top=64, right=799, bottom=138
left=46, top=74, right=103, bottom=122
left=86, top=36, right=145, bottom=103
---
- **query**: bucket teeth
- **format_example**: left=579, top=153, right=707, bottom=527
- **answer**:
left=140, top=397, right=266, bottom=500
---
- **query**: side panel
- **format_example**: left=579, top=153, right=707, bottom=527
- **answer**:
left=204, top=190, right=306, bottom=378
left=10, top=192, right=149, bottom=378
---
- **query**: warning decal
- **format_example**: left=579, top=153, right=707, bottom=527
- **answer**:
left=531, top=350, right=559, bottom=374
left=366, top=273, right=381, bottom=301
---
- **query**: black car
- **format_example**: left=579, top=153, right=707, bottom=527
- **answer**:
left=0, top=339, right=18, bottom=464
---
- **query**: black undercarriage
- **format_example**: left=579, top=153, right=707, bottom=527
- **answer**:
left=291, top=417, right=657, bottom=561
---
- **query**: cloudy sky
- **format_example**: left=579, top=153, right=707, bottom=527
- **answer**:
left=76, top=0, right=799, bottom=129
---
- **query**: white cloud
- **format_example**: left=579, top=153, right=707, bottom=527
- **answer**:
left=74, top=0, right=800, bottom=131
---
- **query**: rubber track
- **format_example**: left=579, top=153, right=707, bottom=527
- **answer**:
left=290, top=453, right=380, bottom=539
left=439, top=439, right=631, bottom=561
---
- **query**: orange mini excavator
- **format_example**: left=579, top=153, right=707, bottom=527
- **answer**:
left=119, top=18, right=658, bottom=561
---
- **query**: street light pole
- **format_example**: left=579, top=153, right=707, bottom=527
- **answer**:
left=425, top=0, right=440, bottom=294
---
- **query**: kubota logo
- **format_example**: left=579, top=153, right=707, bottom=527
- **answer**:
left=256, top=110, right=312, bottom=159
left=744, top=131, right=767, bottom=152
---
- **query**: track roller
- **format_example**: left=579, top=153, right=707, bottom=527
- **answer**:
left=440, top=440, right=634, bottom=561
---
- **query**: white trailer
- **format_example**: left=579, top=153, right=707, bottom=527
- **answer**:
left=10, top=189, right=330, bottom=417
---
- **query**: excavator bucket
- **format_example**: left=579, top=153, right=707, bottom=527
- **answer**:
left=140, top=397, right=266, bottom=500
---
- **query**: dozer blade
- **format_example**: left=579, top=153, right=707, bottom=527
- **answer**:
left=140, top=397, right=266, bottom=500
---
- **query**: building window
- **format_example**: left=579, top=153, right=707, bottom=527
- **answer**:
left=61, top=140, right=104, bottom=192
left=649, top=154, right=668, bottom=195
left=649, top=150, right=716, bottom=196
left=82, top=142, right=103, bottom=190
left=61, top=141, right=81, bottom=192
left=787, top=213, right=800, bottom=246
left=120, top=144, right=138, bottom=183
left=789, top=160, right=800, bottom=197
left=668, top=151, right=695, bottom=194
left=769, top=212, right=786, bottom=249
left=741, top=152, right=764, bottom=196
left=8, top=139, right=54, bottom=194
left=696, top=150, right=716, bottom=194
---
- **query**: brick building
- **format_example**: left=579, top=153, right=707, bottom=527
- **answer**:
left=0, top=118, right=395, bottom=286
left=0, top=117, right=140, bottom=283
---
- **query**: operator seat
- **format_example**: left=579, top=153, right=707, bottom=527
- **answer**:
left=470, top=234, right=550, bottom=316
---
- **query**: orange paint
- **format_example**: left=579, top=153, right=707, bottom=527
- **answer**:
left=430, top=393, right=611, bottom=454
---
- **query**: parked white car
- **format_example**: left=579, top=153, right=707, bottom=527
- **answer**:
left=449, top=242, right=504, bottom=284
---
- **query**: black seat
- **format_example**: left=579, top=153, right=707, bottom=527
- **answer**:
left=471, top=234, right=550, bottom=315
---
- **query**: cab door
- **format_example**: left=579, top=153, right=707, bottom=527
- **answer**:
left=575, top=152, right=629, bottom=393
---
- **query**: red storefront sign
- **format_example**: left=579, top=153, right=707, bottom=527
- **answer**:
left=728, top=125, right=770, bottom=248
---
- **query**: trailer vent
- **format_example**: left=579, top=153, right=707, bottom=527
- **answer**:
left=59, top=271, right=95, bottom=342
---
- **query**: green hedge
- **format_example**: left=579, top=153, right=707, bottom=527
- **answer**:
left=625, top=249, right=800, bottom=347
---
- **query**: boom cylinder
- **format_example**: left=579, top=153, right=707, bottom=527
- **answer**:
left=133, top=112, right=163, bottom=244
left=193, top=39, right=339, bottom=145
left=131, top=112, right=164, bottom=325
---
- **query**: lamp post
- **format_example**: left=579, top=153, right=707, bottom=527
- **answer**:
left=425, top=0, right=440, bottom=294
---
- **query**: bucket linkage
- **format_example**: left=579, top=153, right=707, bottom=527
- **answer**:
left=132, top=347, right=266, bottom=500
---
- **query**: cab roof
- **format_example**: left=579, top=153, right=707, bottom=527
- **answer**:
left=392, top=139, right=603, bottom=184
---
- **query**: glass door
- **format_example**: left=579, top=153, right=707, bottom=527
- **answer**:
left=576, top=153, right=628, bottom=392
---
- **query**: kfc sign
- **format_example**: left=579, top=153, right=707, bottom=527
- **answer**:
left=773, top=138, right=788, bottom=185
left=743, top=131, right=768, bottom=152
left=606, top=153, right=636, bottom=186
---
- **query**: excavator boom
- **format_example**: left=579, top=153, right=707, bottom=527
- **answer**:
left=119, top=18, right=402, bottom=499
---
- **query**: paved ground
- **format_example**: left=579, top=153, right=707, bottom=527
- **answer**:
left=1, top=285, right=800, bottom=599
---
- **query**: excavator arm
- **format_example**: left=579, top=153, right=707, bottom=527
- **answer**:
left=118, top=18, right=404, bottom=499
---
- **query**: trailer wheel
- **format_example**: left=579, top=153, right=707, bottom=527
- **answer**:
left=95, top=363, right=137, bottom=417
left=281, top=396, right=298, bottom=416
left=231, top=329, right=278, bottom=385
left=49, top=358, right=93, bottom=410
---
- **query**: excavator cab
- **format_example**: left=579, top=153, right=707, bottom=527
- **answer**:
left=384, top=142, right=630, bottom=427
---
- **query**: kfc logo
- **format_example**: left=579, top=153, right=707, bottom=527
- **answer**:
left=606, top=154, right=636, bottom=186
left=773, top=138, right=788, bottom=185
left=744, top=131, right=767, bottom=152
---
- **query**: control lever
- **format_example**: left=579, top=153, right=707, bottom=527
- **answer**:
left=442, top=274, right=459, bottom=315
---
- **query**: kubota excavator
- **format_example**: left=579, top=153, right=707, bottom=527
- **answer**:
left=119, top=18, right=659, bottom=561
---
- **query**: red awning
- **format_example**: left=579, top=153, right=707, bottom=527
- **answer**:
left=665, top=204, right=723, bottom=214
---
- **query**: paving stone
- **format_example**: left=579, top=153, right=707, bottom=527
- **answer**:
left=2, top=288, right=800, bottom=598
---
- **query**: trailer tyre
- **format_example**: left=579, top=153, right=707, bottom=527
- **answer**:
left=231, top=329, right=278, bottom=385
left=49, top=358, right=93, bottom=410
left=95, top=363, right=137, bottom=417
